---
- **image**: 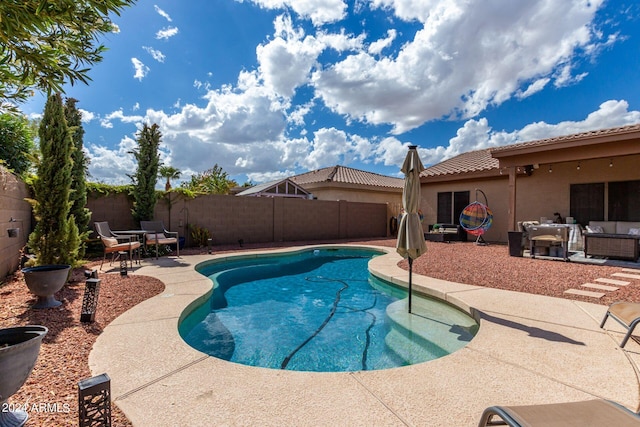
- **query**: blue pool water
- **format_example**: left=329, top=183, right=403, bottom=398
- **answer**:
left=179, top=247, right=478, bottom=372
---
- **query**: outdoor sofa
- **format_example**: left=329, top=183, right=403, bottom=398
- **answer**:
left=425, top=223, right=468, bottom=242
left=584, top=221, right=640, bottom=261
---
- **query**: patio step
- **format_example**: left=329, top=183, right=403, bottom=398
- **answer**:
left=564, top=289, right=605, bottom=298
left=613, top=272, right=640, bottom=280
left=622, top=268, right=640, bottom=273
left=581, top=283, right=618, bottom=292
left=595, top=278, right=629, bottom=286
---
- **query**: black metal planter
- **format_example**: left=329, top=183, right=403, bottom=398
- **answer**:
left=0, top=325, right=48, bottom=427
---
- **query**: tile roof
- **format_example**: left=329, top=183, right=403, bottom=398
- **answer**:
left=491, top=123, right=640, bottom=154
left=290, top=165, right=404, bottom=189
left=422, top=123, right=640, bottom=177
left=421, top=149, right=498, bottom=177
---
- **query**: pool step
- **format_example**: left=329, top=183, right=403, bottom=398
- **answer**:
left=383, top=298, right=478, bottom=364
left=384, top=328, right=446, bottom=364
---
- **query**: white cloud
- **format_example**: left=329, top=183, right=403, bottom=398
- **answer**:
left=420, top=100, right=640, bottom=167
left=143, top=46, right=166, bottom=63
left=79, top=109, right=95, bottom=123
left=237, top=0, right=347, bottom=25
left=312, top=0, right=610, bottom=133
left=516, top=78, right=550, bottom=100
left=154, top=5, right=172, bottom=22
left=156, top=26, right=179, bottom=40
left=368, top=29, right=397, bottom=55
left=132, top=102, right=140, bottom=111
left=256, top=15, right=324, bottom=98
left=131, top=58, right=149, bottom=81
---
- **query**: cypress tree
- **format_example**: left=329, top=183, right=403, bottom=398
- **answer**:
left=65, top=97, right=92, bottom=258
left=28, top=93, right=80, bottom=266
left=131, top=123, right=161, bottom=223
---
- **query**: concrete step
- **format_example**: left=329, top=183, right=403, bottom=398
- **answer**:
left=596, top=278, right=629, bottom=286
left=613, top=272, right=640, bottom=280
left=564, top=289, right=605, bottom=298
left=581, top=283, right=618, bottom=291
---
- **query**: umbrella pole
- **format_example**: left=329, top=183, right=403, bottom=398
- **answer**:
left=408, top=257, right=413, bottom=313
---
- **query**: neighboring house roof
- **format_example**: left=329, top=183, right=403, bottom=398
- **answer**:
left=236, top=178, right=310, bottom=198
left=290, top=165, right=404, bottom=189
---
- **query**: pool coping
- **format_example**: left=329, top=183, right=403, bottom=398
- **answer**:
left=89, top=244, right=640, bottom=426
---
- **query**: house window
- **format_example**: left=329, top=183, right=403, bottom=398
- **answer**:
left=608, top=180, right=640, bottom=221
left=437, top=191, right=470, bottom=224
left=570, top=183, right=604, bottom=226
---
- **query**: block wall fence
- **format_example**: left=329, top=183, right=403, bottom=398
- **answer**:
left=86, top=193, right=388, bottom=248
left=0, top=168, right=388, bottom=279
left=0, top=167, right=32, bottom=279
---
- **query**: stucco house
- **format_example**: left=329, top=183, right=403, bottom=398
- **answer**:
left=420, top=124, right=640, bottom=243
left=290, top=165, right=404, bottom=221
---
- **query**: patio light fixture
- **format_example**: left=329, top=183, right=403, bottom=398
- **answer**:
left=78, top=373, right=111, bottom=427
left=610, top=159, right=613, bottom=167
left=577, top=162, right=581, bottom=171
left=548, top=164, right=552, bottom=173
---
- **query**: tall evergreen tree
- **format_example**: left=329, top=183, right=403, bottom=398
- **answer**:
left=131, top=123, right=161, bottom=223
left=27, top=93, right=80, bottom=266
left=65, top=97, right=91, bottom=258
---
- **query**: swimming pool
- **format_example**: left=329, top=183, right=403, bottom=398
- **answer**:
left=179, top=247, right=478, bottom=372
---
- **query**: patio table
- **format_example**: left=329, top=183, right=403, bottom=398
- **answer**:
left=111, top=230, right=151, bottom=264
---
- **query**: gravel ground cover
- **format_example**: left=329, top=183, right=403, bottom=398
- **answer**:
left=1, top=238, right=638, bottom=426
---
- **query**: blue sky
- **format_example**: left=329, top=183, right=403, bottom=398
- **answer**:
left=20, top=0, right=640, bottom=186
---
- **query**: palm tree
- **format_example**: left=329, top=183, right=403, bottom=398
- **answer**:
left=159, top=165, right=181, bottom=191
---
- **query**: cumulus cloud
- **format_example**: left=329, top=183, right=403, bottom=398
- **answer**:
left=312, top=0, right=610, bottom=133
left=237, top=0, right=347, bottom=25
left=418, top=100, right=640, bottom=167
left=131, top=58, right=149, bottom=81
left=79, top=109, right=95, bottom=123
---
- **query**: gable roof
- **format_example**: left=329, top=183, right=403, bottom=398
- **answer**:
left=290, top=165, right=404, bottom=189
left=236, top=178, right=310, bottom=198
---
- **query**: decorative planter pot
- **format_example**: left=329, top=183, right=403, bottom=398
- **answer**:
left=0, top=325, right=48, bottom=427
left=22, top=265, right=71, bottom=309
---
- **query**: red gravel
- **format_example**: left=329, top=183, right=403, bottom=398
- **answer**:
left=1, top=238, right=638, bottom=426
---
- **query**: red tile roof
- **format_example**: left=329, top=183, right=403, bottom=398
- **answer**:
left=421, top=149, right=498, bottom=177
left=291, top=165, right=404, bottom=189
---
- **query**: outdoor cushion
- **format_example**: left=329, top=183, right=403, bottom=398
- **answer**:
left=629, top=228, right=640, bottom=236
left=102, top=237, right=119, bottom=247
left=586, top=225, right=604, bottom=233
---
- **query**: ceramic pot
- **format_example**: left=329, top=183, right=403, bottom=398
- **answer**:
left=22, top=265, right=71, bottom=309
left=0, top=325, right=48, bottom=427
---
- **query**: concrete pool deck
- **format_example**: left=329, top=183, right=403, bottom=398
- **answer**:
left=90, top=245, right=640, bottom=426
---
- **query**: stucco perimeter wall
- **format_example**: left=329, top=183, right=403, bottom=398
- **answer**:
left=87, top=193, right=388, bottom=246
left=0, top=167, right=32, bottom=278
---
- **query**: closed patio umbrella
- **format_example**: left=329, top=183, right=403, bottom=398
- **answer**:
left=396, top=145, right=427, bottom=313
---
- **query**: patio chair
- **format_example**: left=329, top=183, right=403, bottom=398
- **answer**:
left=94, top=221, right=141, bottom=269
left=600, top=301, right=640, bottom=348
left=140, top=221, right=179, bottom=259
left=478, top=399, right=640, bottom=426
